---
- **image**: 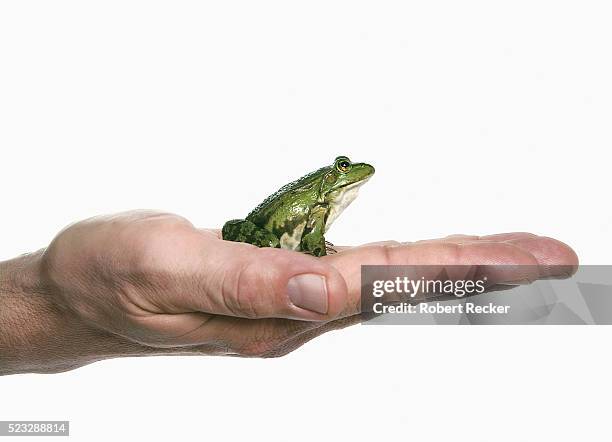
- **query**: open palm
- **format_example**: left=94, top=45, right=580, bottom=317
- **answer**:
left=41, top=211, right=578, bottom=359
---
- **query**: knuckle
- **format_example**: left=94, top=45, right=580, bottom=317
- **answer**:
left=450, top=243, right=463, bottom=262
left=261, top=336, right=307, bottom=358
left=380, top=243, right=397, bottom=265
left=225, top=261, right=270, bottom=319
left=238, top=340, right=273, bottom=357
left=235, top=323, right=302, bottom=357
left=440, top=243, right=462, bottom=263
left=128, top=221, right=193, bottom=273
left=261, top=348, right=293, bottom=359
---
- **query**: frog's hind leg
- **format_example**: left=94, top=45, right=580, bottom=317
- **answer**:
left=222, top=219, right=280, bottom=248
left=325, top=240, right=338, bottom=255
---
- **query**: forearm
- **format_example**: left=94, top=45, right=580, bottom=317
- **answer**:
left=0, top=251, right=150, bottom=375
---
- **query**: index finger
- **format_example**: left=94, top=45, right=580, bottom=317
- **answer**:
left=323, top=235, right=578, bottom=317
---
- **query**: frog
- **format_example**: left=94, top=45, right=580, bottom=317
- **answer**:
left=222, top=156, right=375, bottom=257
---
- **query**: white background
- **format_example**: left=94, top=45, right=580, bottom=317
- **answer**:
left=1, top=1, right=611, bottom=441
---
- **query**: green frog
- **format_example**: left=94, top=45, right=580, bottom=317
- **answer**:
left=222, top=156, right=375, bottom=257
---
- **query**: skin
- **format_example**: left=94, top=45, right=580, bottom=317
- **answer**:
left=222, top=156, right=375, bottom=256
left=0, top=211, right=578, bottom=375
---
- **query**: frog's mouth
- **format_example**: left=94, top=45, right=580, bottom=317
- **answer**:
left=324, top=178, right=370, bottom=232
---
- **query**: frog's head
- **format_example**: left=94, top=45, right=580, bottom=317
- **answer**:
left=320, top=156, right=375, bottom=196
left=320, top=156, right=375, bottom=231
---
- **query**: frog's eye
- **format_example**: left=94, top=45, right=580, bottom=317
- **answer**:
left=335, top=157, right=352, bottom=173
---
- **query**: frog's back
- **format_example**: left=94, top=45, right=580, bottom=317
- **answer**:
left=246, top=166, right=328, bottom=228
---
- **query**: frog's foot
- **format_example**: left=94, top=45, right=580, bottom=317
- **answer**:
left=325, top=240, right=338, bottom=255
left=300, top=232, right=327, bottom=257
left=222, top=219, right=280, bottom=248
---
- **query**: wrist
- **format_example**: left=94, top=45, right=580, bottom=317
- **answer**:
left=0, top=251, right=147, bottom=375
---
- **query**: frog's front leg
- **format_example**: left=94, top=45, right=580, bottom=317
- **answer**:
left=300, top=205, right=328, bottom=257
left=222, top=219, right=280, bottom=248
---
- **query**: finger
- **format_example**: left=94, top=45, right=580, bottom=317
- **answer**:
left=117, top=311, right=322, bottom=355
left=332, top=232, right=543, bottom=249
left=418, top=233, right=578, bottom=277
left=171, top=311, right=363, bottom=356
left=323, top=237, right=577, bottom=316
left=165, top=238, right=350, bottom=321
left=477, top=232, right=539, bottom=242
left=416, top=232, right=538, bottom=244
left=331, top=241, right=398, bottom=253
left=258, top=314, right=364, bottom=358
left=187, top=316, right=319, bottom=356
left=503, top=236, right=579, bottom=277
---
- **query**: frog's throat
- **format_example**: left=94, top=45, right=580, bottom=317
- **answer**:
left=324, top=179, right=369, bottom=233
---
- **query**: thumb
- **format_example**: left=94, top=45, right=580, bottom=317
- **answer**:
left=190, top=242, right=350, bottom=321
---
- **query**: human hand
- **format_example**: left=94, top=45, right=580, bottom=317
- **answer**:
left=0, top=211, right=578, bottom=374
